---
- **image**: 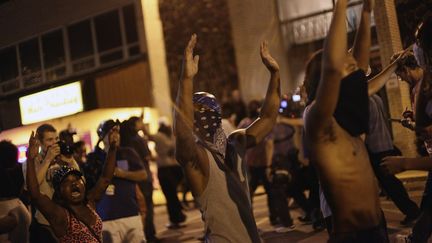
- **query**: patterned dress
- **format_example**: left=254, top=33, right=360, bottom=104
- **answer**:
left=58, top=205, right=103, bottom=243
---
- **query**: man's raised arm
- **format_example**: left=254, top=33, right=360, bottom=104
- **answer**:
left=310, top=0, right=348, bottom=122
left=367, top=49, right=411, bottom=95
left=241, top=41, right=281, bottom=148
left=174, top=34, right=200, bottom=166
left=87, top=126, right=119, bottom=203
left=352, top=0, right=374, bottom=72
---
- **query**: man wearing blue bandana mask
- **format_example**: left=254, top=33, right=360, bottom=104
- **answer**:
left=192, top=92, right=226, bottom=155
left=174, top=34, right=281, bottom=243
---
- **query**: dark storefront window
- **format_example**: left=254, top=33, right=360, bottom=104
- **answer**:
left=95, top=10, right=122, bottom=52
left=19, top=38, right=41, bottom=74
left=68, top=20, right=94, bottom=61
left=42, top=30, right=65, bottom=68
left=0, top=47, right=18, bottom=83
left=123, top=4, right=139, bottom=44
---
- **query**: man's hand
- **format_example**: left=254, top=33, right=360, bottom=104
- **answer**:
left=260, top=41, right=279, bottom=73
left=402, top=108, right=414, bottom=120
left=391, top=47, right=412, bottom=64
left=363, top=0, right=375, bottom=12
left=182, top=34, right=199, bottom=80
left=45, top=143, right=60, bottom=164
left=381, top=156, right=406, bottom=174
left=108, top=125, right=120, bottom=148
left=391, top=51, right=405, bottom=63
left=114, top=168, right=124, bottom=178
left=27, top=131, right=41, bottom=160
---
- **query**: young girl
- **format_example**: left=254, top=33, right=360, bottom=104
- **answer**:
left=26, top=126, right=119, bottom=242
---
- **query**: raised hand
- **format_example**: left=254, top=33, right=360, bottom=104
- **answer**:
left=363, top=0, right=375, bottom=12
left=108, top=125, right=120, bottom=148
left=260, top=41, right=279, bottom=73
left=381, top=156, right=405, bottom=174
left=182, top=34, right=200, bottom=80
left=27, top=131, right=40, bottom=160
left=391, top=49, right=412, bottom=65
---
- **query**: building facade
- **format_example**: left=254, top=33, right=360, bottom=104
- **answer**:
left=0, top=0, right=170, bottom=147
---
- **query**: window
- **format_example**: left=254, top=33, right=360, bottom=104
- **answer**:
left=94, top=10, right=122, bottom=52
left=0, top=4, right=143, bottom=95
left=278, top=0, right=366, bottom=45
left=19, top=38, right=43, bottom=86
left=123, top=4, right=139, bottom=44
left=42, top=30, right=66, bottom=81
left=0, top=47, right=18, bottom=83
left=277, top=0, right=333, bottom=21
left=19, top=38, right=41, bottom=75
left=42, top=30, right=65, bottom=68
left=94, top=10, right=123, bottom=64
left=68, top=20, right=94, bottom=60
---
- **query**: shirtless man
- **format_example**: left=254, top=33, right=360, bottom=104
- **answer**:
left=174, top=34, right=280, bottom=242
left=303, top=0, right=389, bottom=241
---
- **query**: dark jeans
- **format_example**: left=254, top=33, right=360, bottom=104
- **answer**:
left=421, top=172, right=432, bottom=210
left=271, top=169, right=312, bottom=226
left=306, top=165, right=321, bottom=210
left=327, top=213, right=389, bottom=243
left=410, top=204, right=432, bottom=243
left=272, top=181, right=293, bottom=226
left=328, top=225, right=389, bottom=243
left=325, top=216, right=333, bottom=235
left=158, top=166, right=186, bottom=224
left=138, top=179, right=156, bottom=241
left=408, top=169, right=432, bottom=242
left=29, top=219, right=58, bottom=243
left=306, top=165, right=326, bottom=227
left=368, top=149, right=420, bottom=217
left=248, top=166, right=276, bottom=221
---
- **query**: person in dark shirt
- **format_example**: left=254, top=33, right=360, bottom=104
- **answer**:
left=366, top=94, right=419, bottom=226
left=88, top=120, right=148, bottom=242
left=121, top=117, right=158, bottom=240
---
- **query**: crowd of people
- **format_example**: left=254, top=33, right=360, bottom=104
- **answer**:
left=1, top=0, right=432, bottom=242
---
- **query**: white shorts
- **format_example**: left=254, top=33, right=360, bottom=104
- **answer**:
left=102, top=215, right=146, bottom=243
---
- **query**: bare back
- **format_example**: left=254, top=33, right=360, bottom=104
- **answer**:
left=307, top=116, right=381, bottom=233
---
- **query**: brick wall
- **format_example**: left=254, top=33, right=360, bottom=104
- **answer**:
left=158, top=0, right=238, bottom=100
left=375, top=0, right=417, bottom=157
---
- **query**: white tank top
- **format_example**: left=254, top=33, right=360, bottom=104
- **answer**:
left=196, top=146, right=261, bottom=243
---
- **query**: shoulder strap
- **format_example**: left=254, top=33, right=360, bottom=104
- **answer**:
left=67, top=207, right=102, bottom=243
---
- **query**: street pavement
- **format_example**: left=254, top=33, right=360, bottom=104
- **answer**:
left=152, top=176, right=429, bottom=242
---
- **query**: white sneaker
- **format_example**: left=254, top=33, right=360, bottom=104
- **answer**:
left=275, top=225, right=296, bottom=233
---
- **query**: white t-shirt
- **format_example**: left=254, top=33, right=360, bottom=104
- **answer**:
left=0, top=198, right=31, bottom=243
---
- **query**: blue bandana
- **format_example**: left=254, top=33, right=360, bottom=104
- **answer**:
left=193, top=92, right=226, bottom=156
left=193, top=92, right=222, bottom=139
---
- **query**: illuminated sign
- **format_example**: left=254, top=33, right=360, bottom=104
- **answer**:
left=19, top=82, right=84, bottom=125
